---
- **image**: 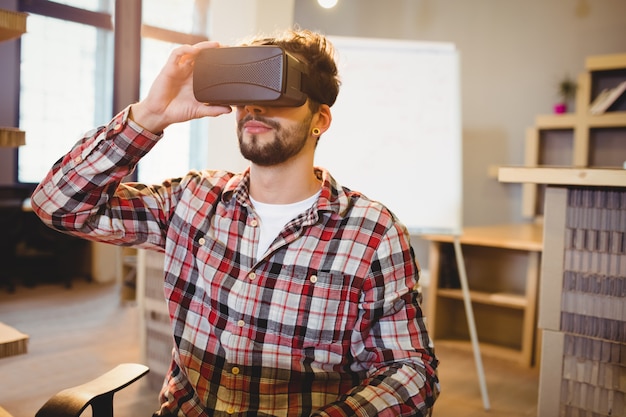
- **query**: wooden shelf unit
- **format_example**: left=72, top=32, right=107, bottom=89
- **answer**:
left=0, top=20, right=30, bottom=375
left=499, top=166, right=626, bottom=187
left=523, top=53, right=626, bottom=218
left=0, top=8, right=27, bottom=42
left=136, top=250, right=172, bottom=389
left=0, top=127, right=25, bottom=147
left=0, top=9, right=27, bottom=148
left=423, top=223, right=543, bottom=367
left=496, top=172, right=626, bottom=416
left=117, top=246, right=138, bottom=301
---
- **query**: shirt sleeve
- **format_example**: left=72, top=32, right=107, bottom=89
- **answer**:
left=312, top=221, right=440, bottom=417
left=30, top=106, right=171, bottom=250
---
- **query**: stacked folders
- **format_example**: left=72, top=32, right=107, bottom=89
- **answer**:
left=559, top=187, right=625, bottom=417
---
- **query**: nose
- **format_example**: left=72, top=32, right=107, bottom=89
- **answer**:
left=242, top=104, right=266, bottom=114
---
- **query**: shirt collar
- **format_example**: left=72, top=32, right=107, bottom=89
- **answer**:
left=315, top=167, right=351, bottom=218
left=221, top=167, right=352, bottom=220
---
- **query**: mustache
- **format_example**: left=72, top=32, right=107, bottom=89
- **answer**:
left=238, top=114, right=281, bottom=131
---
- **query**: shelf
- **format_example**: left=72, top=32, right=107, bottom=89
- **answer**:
left=499, top=166, right=626, bottom=188
left=0, top=9, right=27, bottom=42
left=586, top=53, right=626, bottom=72
left=535, top=113, right=577, bottom=129
left=435, top=339, right=528, bottom=365
left=0, top=127, right=25, bottom=147
left=587, top=111, right=626, bottom=127
left=535, top=111, right=626, bottom=129
left=422, top=223, right=543, bottom=252
left=516, top=52, right=626, bottom=219
left=437, top=288, right=527, bottom=309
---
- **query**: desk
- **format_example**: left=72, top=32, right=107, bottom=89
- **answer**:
left=499, top=167, right=626, bottom=417
left=423, top=223, right=543, bottom=367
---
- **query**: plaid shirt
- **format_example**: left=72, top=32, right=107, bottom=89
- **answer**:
left=32, top=107, right=439, bottom=417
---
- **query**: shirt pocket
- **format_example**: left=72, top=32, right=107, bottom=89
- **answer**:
left=266, top=266, right=360, bottom=347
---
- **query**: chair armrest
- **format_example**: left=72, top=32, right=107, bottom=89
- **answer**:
left=35, top=363, right=149, bottom=417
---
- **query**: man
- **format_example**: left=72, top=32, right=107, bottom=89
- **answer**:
left=32, top=28, right=439, bottom=417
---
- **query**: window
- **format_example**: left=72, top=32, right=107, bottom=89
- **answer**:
left=136, top=0, right=209, bottom=183
left=50, top=0, right=106, bottom=12
left=17, top=0, right=209, bottom=185
left=18, top=2, right=114, bottom=184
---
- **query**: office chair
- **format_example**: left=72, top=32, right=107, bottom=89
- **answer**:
left=0, top=363, right=149, bottom=417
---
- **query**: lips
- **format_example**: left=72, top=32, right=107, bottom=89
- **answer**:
left=243, top=120, right=272, bottom=134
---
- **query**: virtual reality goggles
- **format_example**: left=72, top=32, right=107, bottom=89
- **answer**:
left=193, top=46, right=311, bottom=107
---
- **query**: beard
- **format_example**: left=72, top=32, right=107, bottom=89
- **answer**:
left=237, top=114, right=312, bottom=166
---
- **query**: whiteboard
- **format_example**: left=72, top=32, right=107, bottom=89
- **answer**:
left=315, top=36, right=462, bottom=235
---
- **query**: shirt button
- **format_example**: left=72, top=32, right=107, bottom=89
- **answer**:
left=73, top=156, right=82, bottom=163
left=250, top=219, right=258, bottom=227
left=310, top=275, right=318, bottom=283
left=237, top=320, right=245, bottom=327
left=248, top=272, right=256, bottom=281
left=231, top=366, right=240, bottom=375
left=227, top=407, right=235, bottom=414
left=198, top=237, right=206, bottom=245
left=114, top=123, right=122, bottom=131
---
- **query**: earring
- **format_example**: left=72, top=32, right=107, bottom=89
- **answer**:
left=312, top=128, right=321, bottom=136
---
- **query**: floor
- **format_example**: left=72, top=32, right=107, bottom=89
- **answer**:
left=0, top=280, right=539, bottom=417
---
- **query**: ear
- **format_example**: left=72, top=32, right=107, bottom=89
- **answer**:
left=312, top=104, right=332, bottom=135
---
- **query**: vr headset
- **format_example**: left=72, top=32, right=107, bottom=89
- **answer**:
left=193, top=46, right=311, bottom=106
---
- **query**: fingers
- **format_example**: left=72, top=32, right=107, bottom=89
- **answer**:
left=178, top=41, right=222, bottom=59
left=167, top=41, right=221, bottom=69
left=191, top=40, right=222, bottom=50
left=200, top=104, right=233, bottom=118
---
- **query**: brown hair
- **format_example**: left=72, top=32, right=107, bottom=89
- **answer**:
left=243, top=28, right=341, bottom=109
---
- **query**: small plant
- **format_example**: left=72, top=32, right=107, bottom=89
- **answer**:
left=554, top=75, right=577, bottom=114
left=557, top=75, right=577, bottom=104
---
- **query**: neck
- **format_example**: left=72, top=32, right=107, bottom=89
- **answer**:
left=249, top=157, right=321, bottom=204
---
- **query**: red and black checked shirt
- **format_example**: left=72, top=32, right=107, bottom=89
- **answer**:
left=31, top=107, right=439, bottom=417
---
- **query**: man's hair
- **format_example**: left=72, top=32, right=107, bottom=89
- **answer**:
left=243, top=28, right=341, bottom=109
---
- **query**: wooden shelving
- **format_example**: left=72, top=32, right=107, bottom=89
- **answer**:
left=136, top=250, right=172, bottom=389
left=0, top=127, right=25, bottom=147
left=535, top=111, right=626, bottom=129
left=0, top=9, right=27, bottom=147
left=423, top=223, right=543, bottom=367
left=497, top=169, right=626, bottom=416
left=454, top=51, right=626, bottom=369
left=436, top=288, right=528, bottom=309
left=500, top=166, right=626, bottom=187
left=0, top=8, right=27, bottom=42
left=523, top=52, right=626, bottom=218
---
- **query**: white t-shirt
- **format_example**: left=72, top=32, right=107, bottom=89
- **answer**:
left=250, top=190, right=321, bottom=260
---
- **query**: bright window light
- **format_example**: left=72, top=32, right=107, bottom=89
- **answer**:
left=19, top=14, right=113, bottom=184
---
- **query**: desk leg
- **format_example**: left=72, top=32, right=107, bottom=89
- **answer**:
left=453, top=237, right=490, bottom=410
